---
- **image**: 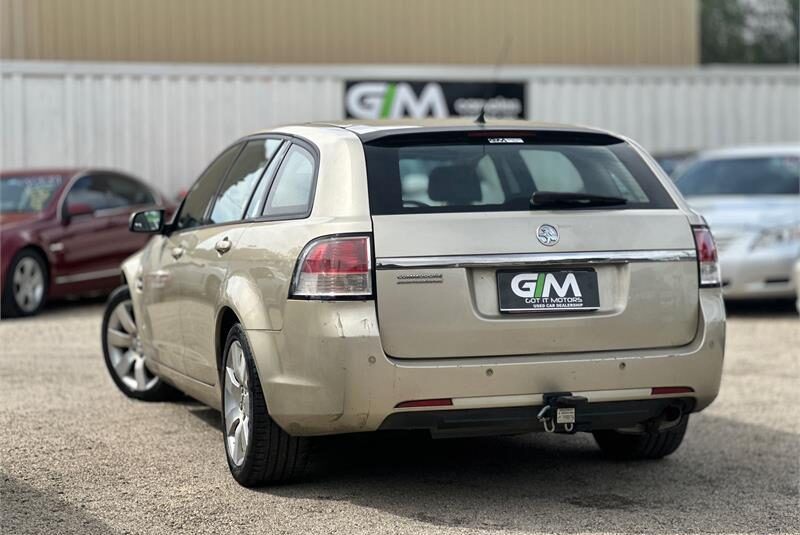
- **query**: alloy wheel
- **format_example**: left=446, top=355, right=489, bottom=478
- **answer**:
left=223, top=340, right=252, bottom=467
left=105, top=300, right=158, bottom=392
left=12, top=257, right=44, bottom=313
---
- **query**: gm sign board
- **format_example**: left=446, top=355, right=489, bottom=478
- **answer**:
left=345, top=81, right=526, bottom=120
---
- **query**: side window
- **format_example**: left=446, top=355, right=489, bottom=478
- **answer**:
left=244, top=140, right=289, bottom=219
left=105, top=175, right=156, bottom=206
left=262, top=144, right=315, bottom=217
left=66, top=175, right=127, bottom=212
left=176, top=143, right=241, bottom=230
left=244, top=140, right=287, bottom=219
left=209, top=138, right=282, bottom=225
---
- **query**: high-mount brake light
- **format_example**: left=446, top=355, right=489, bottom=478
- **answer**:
left=290, top=236, right=373, bottom=298
left=692, top=226, right=721, bottom=288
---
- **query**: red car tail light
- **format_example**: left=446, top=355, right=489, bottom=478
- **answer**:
left=651, top=386, right=694, bottom=395
left=692, top=226, right=721, bottom=288
left=290, top=235, right=373, bottom=298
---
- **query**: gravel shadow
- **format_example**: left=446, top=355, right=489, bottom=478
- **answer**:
left=256, top=414, right=799, bottom=534
left=1, top=475, right=117, bottom=535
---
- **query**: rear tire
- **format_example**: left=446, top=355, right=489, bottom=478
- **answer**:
left=221, top=324, right=310, bottom=486
left=2, top=248, right=48, bottom=318
left=102, top=286, right=179, bottom=401
left=593, top=415, right=689, bottom=460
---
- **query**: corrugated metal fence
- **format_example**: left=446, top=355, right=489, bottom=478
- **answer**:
left=1, top=61, right=798, bottom=195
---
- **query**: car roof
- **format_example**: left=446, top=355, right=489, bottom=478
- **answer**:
left=0, top=167, right=161, bottom=197
left=311, top=118, right=605, bottom=132
left=697, top=144, right=800, bottom=160
left=0, top=168, right=86, bottom=179
left=256, top=119, right=619, bottom=142
left=0, top=167, right=150, bottom=183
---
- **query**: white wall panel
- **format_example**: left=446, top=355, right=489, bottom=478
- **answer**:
left=1, top=61, right=798, bottom=195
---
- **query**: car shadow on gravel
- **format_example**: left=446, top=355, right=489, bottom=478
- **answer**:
left=0, top=295, right=107, bottom=322
left=1, top=475, right=115, bottom=535
left=255, top=414, right=798, bottom=534
left=186, top=404, right=222, bottom=427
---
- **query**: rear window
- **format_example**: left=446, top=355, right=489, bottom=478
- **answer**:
left=363, top=131, right=675, bottom=214
left=676, top=156, right=800, bottom=196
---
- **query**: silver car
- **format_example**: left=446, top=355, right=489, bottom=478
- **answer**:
left=676, top=145, right=800, bottom=300
left=101, top=121, right=726, bottom=485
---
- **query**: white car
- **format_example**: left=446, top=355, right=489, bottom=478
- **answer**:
left=676, top=145, right=800, bottom=300
left=795, top=259, right=800, bottom=313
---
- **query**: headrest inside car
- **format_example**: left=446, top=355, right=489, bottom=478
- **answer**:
left=428, top=165, right=482, bottom=204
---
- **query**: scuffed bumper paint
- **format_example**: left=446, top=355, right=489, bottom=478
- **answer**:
left=248, top=290, right=725, bottom=436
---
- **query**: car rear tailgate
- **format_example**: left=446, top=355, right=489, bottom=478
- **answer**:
left=361, top=127, right=698, bottom=359
left=373, top=210, right=698, bottom=358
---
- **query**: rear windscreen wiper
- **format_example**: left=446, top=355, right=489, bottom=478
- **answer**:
left=530, top=191, right=628, bottom=208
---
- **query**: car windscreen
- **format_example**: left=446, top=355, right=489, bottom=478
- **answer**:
left=362, top=131, right=675, bottom=215
left=0, top=174, right=64, bottom=213
left=676, top=156, right=800, bottom=196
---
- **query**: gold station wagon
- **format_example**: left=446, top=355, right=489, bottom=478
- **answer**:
left=102, top=120, right=725, bottom=486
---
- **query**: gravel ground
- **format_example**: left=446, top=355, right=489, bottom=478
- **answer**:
left=1, top=299, right=798, bottom=535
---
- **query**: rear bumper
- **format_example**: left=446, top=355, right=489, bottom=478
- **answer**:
left=379, top=398, right=695, bottom=438
left=248, top=289, right=725, bottom=437
left=720, top=247, right=799, bottom=300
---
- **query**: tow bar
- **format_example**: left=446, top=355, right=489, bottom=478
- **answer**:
left=536, top=393, right=589, bottom=434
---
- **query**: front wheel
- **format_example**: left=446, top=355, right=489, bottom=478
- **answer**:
left=2, top=249, right=48, bottom=318
left=102, top=286, right=178, bottom=401
left=593, top=416, right=689, bottom=460
left=222, top=324, right=310, bottom=486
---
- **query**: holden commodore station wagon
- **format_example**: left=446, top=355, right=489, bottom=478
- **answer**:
left=102, top=120, right=725, bottom=486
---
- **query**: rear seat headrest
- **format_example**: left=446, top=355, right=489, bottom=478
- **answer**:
left=428, top=164, right=482, bottom=204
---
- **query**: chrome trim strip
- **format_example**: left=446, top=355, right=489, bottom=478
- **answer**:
left=93, top=205, right=147, bottom=218
left=55, top=267, right=120, bottom=284
left=375, top=249, right=697, bottom=270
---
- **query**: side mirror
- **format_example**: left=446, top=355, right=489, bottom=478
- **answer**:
left=129, top=209, right=165, bottom=233
left=63, top=202, right=94, bottom=224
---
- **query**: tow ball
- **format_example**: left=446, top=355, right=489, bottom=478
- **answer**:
left=536, top=393, right=589, bottom=434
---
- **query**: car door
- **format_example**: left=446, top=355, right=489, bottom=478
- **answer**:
left=101, top=173, right=161, bottom=260
left=138, top=231, right=186, bottom=373
left=55, top=174, right=132, bottom=286
left=233, top=141, right=317, bottom=330
left=179, top=137, right=285, bottom=385
left=144, top=142, right=243, bottom=374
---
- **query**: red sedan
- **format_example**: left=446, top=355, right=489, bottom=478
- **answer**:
left=1, top=168, right=169, bottom=317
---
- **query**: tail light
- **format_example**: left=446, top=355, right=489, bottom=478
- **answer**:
left=290, top=235, right=373, bottom=298
left=692, top=226, right=721, bottom=288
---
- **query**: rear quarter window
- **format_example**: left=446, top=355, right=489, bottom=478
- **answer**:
left=363, top=131, right=674, bottom=214
left=262, top=144, right=316, bottom=218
